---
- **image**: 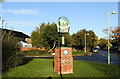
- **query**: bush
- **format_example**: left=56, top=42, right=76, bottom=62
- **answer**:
left=2, top=31, right=22, bottom=71
left=20, top=49, right=51, bottom=56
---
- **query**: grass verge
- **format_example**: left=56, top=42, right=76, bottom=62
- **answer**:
left=2, top=58, right=120, bottom=78
left=72, top=51, right=85, bottom=56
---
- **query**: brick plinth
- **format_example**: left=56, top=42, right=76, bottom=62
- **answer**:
left=54, top=47, right=73, bottom=74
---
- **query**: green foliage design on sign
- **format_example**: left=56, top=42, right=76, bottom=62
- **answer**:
left=57, top=16, right=70, bottom=33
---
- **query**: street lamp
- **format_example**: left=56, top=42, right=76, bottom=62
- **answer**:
left=107, top=11, right=116, bottom=64
left=2, top=20, right=4, bottom=34
left=2, top=20, right=4, bottom=29
left=85, top=33, right=89, bottom=53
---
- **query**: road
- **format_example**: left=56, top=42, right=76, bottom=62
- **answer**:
left=73, top=49, right=120, bottom=66
left=24, top=49, right=120, bottom=66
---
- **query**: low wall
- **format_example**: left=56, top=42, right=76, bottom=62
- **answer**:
left=20, top=47, right=40, bottom=51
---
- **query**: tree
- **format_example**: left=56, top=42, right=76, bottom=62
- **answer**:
left=112, top=27, right=120, bottom=39
left=2, top=31, right=22, bottom=71
left=99, top=38, right=108, bottom=50
left=99, top=38, right=112, bottom=50
left=94, top=35, right=100, bottom=47
left=65, top=33, right=72, bottom=47
left=31, top=31, right=42, bottom=47
left=103, top=26, right=120, bottom=50
left=31, top=22, right=60, bottom=49
left=71, top=29, right=97, bottom=51
left=112, top=27, right=120, bottom=49
left=42, top=22, right=60, bottom=48
left=87, top=30, right=96, bottom=49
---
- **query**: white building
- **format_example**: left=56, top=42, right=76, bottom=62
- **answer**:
left=18, top=41, right=32, bottom=47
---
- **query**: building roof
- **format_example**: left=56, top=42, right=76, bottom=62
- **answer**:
left=1, top=28, right=30, bottom=38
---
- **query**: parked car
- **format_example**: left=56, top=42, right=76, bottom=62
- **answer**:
left=92, top=48, right=99, bottom=53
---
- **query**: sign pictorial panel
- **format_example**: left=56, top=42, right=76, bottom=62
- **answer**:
left=57, top=16, right=70, bottom=33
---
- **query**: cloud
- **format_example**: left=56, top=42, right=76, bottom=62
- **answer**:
left=3, top=9, right=39, bottom=15
left=6, top=21, right=38, bottom=27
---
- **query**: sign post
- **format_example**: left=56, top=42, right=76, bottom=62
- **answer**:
left=57, top=16, right=70, bottom=46
left=54, top=16, right=73, bottom=74
left=62, top=35, right=65, bottom=46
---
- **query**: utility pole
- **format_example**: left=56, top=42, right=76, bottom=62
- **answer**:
left=85, top=33, right=89, bottom=53
left=2, top=20, right=4, bottom=34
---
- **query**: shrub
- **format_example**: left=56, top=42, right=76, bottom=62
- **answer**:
left=2, top=31, right=22, bottom=71
left=20, top=49, right=50, bottom=56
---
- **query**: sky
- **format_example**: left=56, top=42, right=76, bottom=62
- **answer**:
left=1, top=2, right=118, bottom=39
left=3, top=0, right=120, bottom=2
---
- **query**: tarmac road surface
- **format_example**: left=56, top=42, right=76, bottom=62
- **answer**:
left=24, top=49, right=120, bottom=66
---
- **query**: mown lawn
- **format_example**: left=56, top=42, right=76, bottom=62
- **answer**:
left=2, top=58, right=120, bottom=78
left=72, top=51, right=85, bottom=56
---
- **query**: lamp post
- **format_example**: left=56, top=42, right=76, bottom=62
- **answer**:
left=2, top=20, right=4, bottom=34
left=107, top=11, right=116, bottom=64
left=85, top=33, right=89, bottom=53
left=2, top=20, right=4, bottom=29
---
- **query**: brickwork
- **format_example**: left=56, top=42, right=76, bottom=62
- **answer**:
left=20, top=47, right=40, bottom=51
left=54, top=47, right=73, bottom=74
